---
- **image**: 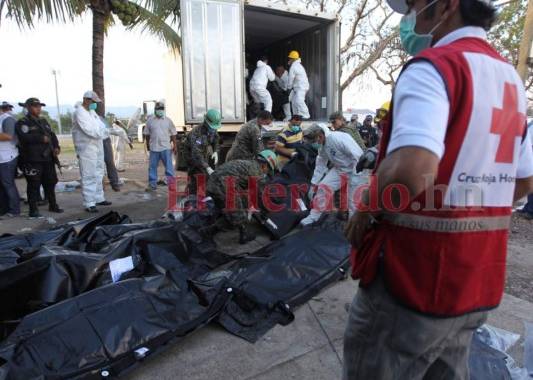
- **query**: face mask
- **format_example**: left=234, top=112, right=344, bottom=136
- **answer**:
left=89, top=103, right=98, bottom=111
left=155, top=110, right=165, bottom=118
left=311, top=142, right=322, bottom=151
left=290, top=124, right=301, bottom=133
left=399, top=0, right=444, bottom=56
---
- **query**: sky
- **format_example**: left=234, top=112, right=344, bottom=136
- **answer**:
left=0, top=14, right=167, bottom=114
left=0, top=12, right=390, bottom=119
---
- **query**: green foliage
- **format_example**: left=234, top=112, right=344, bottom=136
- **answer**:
left=59, top=111, right=73, bottom=134
left=488, top=0, right=527, bottom=66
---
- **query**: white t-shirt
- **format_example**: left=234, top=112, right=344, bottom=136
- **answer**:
left=388, top=26, right=533, bottom=182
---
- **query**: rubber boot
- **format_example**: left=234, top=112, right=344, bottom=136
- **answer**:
left=239, top=225, right=256, bottom=245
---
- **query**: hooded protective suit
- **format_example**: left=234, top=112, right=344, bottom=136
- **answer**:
left=72, top=103, right=106, bottom=208
left=249, top=60, right=275, bottom=112
left=110, top=124, right=130, bottom=170
left=287, top=59, right=310, bottom=119
left=301, top=126, right=363, bottom=225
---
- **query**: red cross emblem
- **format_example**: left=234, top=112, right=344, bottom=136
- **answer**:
left=490, top=82, right=526, bottom=164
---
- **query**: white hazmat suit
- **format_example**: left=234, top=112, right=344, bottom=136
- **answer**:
left=301, top=126, right=363, bottom=226
left=72, top=103, right=107, bottom=208
left=287, top=59, right=310, bottom=119
left=249, top=60, right=275, bottom=112
left=110, top=124, right=130, bottom=171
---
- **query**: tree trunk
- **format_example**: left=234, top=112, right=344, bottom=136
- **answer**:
left=517, top=0, right=533, bottom=82
left=92, top=4, right=107, bottom=116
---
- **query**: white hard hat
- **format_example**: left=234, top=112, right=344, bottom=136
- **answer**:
left=386, top=0, right=408, bottom=14
left=83, top=90, right=102, bottom=102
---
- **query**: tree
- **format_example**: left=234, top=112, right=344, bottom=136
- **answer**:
left=488, top=0, right=533, bottom=101
left=59, top=111, right=74, bottom=134
left=285, top=0, right=402, bottom=95
left=1, top=0, right=181, bottom=115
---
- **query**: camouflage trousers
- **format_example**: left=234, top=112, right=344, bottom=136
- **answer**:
left=206, top=176, right=248, bottom=227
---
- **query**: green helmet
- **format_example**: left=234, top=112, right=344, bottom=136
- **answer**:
left=204, top=109, right=221, bottom=130
left=257, top=149, right=278, bottom=172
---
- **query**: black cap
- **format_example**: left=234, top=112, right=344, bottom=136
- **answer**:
left=0, top=101, right=14, bottom=109
left=19, top=98, right=46, bottom=107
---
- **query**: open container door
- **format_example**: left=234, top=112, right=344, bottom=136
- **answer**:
left=181, top=0, right=245, bottom=124
left=327, top=18, right=341, bottom=114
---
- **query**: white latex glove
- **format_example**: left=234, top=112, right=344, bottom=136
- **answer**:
left=308, top=185, right=316, bottom=202
left=211, top=152, right=219, bottom=165
left=206, top=167, right=215, bottom=176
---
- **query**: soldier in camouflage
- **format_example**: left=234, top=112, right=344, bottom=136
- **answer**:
left=329, top=111, right=366, bottom=151
left=206, top=150, right=277, bottom=244
left=226, top=111, right=275, bottom=162
left=183, top=109, right=221, bottom=194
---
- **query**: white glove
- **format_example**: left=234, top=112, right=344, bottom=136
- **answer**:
left=211, top=152, right=219, bottom=165
left=308, top=185, right=316, bottom=202
left=206, top=167, right=215, bottom=176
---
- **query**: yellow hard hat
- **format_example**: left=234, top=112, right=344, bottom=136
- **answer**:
left=379, top=101, right=391, bottom=112
left=375, top=101, right=391, bottom=123
left=288, top=50, right=300, bottom=60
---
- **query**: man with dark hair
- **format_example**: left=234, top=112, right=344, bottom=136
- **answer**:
left=358, top=114, right=379, bottom=148
left=143, top=101, right=177, bottom=193
left=275, top=114, right=304, bottom=168
left=343, top=0, right=532, bottom=378
left=226, top=110, right=275, bottom=162
left=330, top=111, right=366, bottom=151
left=275, top=66, right=291, bottom=121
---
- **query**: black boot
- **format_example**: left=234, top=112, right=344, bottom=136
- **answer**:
left=46, top=190, right=64, bottom=213
left=29, top=203, right=42, bottom=218
left=238, top=225, right=255, bottom=245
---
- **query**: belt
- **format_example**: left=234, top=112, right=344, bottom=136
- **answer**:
left=381, top=213, right=511, bottom=233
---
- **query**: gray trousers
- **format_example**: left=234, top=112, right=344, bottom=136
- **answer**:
left=103, top=138, right=119, bottom=187
left=343, top=276, right=488, bottom=380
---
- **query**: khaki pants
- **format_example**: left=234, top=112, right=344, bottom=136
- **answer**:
left=343, top=276, right=488, bottom=380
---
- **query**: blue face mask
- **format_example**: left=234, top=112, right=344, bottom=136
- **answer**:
left=311, top=142, right=322, bottom=151
left=290, top=124, right=301, bottom=133
left=155, top=110, right=165, bottom=118
left=89, top=103, right=98, bottom=111
left=399, top=0, right=443, bottom=56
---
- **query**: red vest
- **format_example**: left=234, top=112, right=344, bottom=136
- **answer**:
left=351, top=37, right=528, bottom=316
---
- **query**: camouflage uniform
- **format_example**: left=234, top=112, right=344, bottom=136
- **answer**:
left=183, top=122, right=220, bottom=194
left=226, top=119, right=264, bottom=162
left=338, top=125, right=366, bottom=151
left=207, top=159, right=264, bottom=227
